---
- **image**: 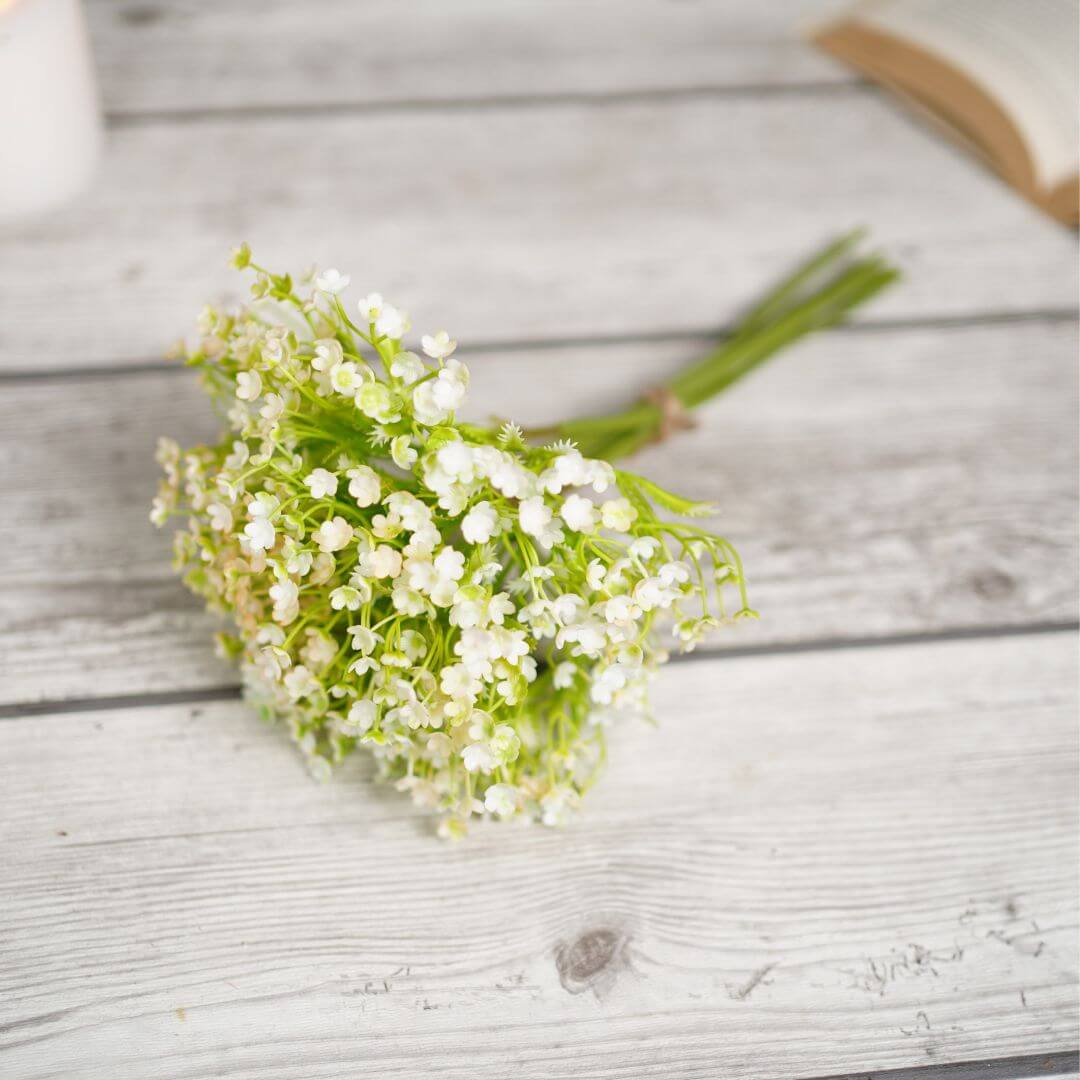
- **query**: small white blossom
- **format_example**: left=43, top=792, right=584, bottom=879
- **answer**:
left=314, top=516, right=354, bottom=552
left=560, top=493, right=596, bottom=532
left=462, top=501, right=499, bottom=545
left=330, top=585, right=363, bottom=611
left=330, top=361, right=364, bottom=396
left=342, top=699, right=376, bottom=735
left=484, top=783, right=519, bottom=817
left=601, top=497, right=637, bottom=532
left=360, top=544, right=403, bottom=579
left=390, top=351, right=425, bottom=383
left=304, top=468, right=339, bottom=499
left=207, top=501, right=233, bottom=532
left=518, top=496, right=552, bottom=538
left=390, top=435, right=418, bottom=469
left=260, top=393, right=286, bottom=422
left=462, top=742, right=496, bottom=773
left=315, top=268, right=351, bottom=294
left=312, top=339, right=342, bottom=372
left=421, top=330, right=457, bottom=360
left=244, top=517, right=276, bottom=551
left=346, top=465, right=381, bottom=507
left=236, top=369, right=263, bottom=401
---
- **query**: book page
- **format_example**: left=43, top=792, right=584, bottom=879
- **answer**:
left=847, top=0, right=1079, bottom=190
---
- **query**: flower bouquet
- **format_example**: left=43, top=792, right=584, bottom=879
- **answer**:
left=153, top=233, right=896, bottom=837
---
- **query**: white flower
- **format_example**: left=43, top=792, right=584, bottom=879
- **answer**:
left=314, top=516, right=354, bottom=552
left=312, top=339, right=342, bottom=372
left=330, top=585, right=363, bottom=611
left=411, top=381, right=447, bottom=426
left=433, top=546, right=465, bottom=583
left=360, top=544, right=403, bottom=579
left=484, top=783, right=519, bottom=817
left=462, top=501, right=499, bottom=545
left=426, top=733, right=453, bottom=765
left=283, top=664, right=318, bottom=701
left=315, top=268, right=351, bottom=294
left=390, top=435, right=418, bottom=469
left=304, top=468, right=338, bottom=499
left=260, top=393, right=286, bottom=422
left=633, top=576, right=677, bottom=611
left=355, top=382, right=400, bottom=423
left=421, top=330, right=457, bottom=360
left=392, top=584, right=427, bottom=616
left=431, top=358, right=469, bottom=411
left=604, top=594, right=641, bottom=623
left=330, top=360, right=364, bottom=396
left=462, top=742, right=496, bottom=773
left=553, top=662, right=577, bottom=689
left=518, top=496, right=552, bottom=538
left=357, top=293, right=386, bottom=322
left=244, top=517, right=276, bottom=551
left=301, top=629, right=337, bottom=670
left=487, top=592, right=515, bottom=625
left=386, top=491, right=431, bottom=531
left=397, top=701, right=431, bottom=730
left=586, top=559, right=606, bottom=591
left=601, top=497, right=637, bottom=532
left=376, top=305, right=409, bottom=340
left=346, top=625, right=381, bottom=654
left=585, top=459, right=616, bottom=493
left=659, top=561, right=692, bottom=586
left=390, top=351, right=425, bottom=383
left=236, top=370, right=263, bottom=401
left=436, top=440, right=475, bottom=482
left=207, top=501, right=233, bottom=532
left=284, top=545, right=313, bottom=577
left=342, top=699, right=376, bottom=735
left=541, top=787, right=575, bottom=827
left=269, top=578, right=299, bottom=624
left=441, top=663, right=481, bottom=701
left=560, top=493, right=596, bottom=532
left=629, top=537, right=661, bottom=562
left=254, top=622, right=285, bottom=643
left=489, top=724, right=520, bottom=764
left=311, top=552, right=336, bottom=583
left=591, top=663, right=632, bottom=706
left=346, top=465, right=380, bottom=507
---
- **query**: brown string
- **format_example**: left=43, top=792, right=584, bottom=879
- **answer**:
left=642, top=386, right=696, bottom=445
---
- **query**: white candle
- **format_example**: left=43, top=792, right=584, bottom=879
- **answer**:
left=0, top=0, right=102, bottom=223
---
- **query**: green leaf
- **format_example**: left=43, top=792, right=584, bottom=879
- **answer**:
left=619, top=471, right=716, bottom=519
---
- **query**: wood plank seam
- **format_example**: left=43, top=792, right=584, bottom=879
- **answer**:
left=2, top=622, right=1075, bottom=722
left=0, top=310, right=1074, bottom=386
left=806, top=1048, right=1080, bottom=1080
left=103, top=81, right=872, bottom=129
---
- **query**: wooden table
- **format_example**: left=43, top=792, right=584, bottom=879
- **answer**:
left=1, top=3, right=1077, bottom=1077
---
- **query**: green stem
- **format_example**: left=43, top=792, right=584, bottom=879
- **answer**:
left=547, top=232, right=899, bottom=462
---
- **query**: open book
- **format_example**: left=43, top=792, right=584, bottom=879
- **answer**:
left=811, top=0, right=1079, bottom=225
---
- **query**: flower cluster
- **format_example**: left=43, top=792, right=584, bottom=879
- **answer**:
left=153, top=246, right=753, bottom=837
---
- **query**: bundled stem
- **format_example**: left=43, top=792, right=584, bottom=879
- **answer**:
left=552, top=230, right=899, bottom=461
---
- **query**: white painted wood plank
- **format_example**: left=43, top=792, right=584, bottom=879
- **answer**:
left=86, top=1, right=849, bottom=116
left=1, top=320, right=1075, bottom=704
left=0, top=634, right=1075, bottom=1078
left=1, top=94, right=1074, bottom=374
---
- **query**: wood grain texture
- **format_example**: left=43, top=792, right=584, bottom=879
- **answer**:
left=1, top=633, right=1076, bottom=1079
left=1, top=319, right=1075, bottom=705
left=1, top=94, right=1075, bottom=375
left=86, top=1, right=850, bottom=116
